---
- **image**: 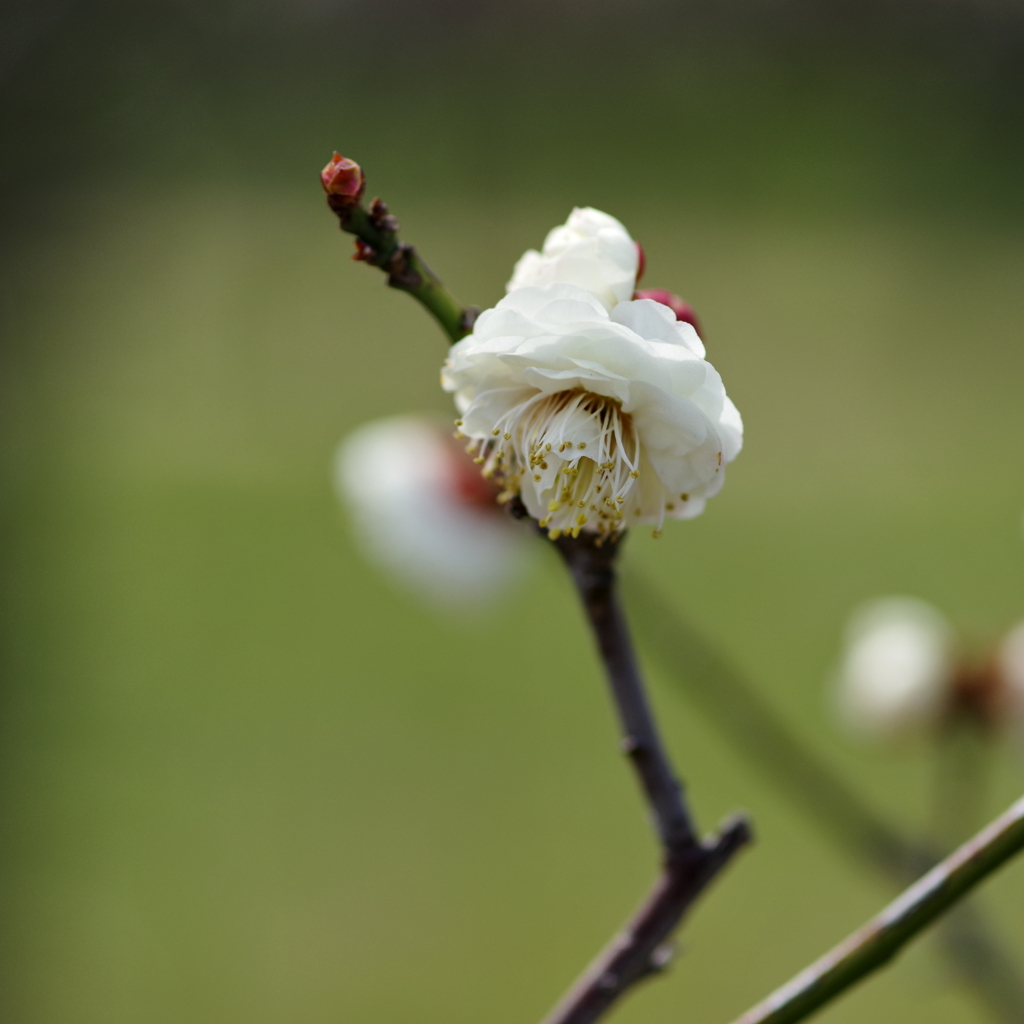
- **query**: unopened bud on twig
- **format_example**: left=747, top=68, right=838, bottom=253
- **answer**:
left=321, top=152, right=366, bottom=208
left=634, top=288, right=702, bottom=335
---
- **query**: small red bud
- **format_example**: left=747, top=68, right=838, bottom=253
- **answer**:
left=321, top=152, right=366, bottom=205
left=352, top=238, right=376, bottom=262
left=635, top=242, right=646, bottom=283
left=634, top=288, right=702, bottom=335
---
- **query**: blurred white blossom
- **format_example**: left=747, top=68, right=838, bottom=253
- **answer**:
left=837, top=597, right=955, bottom=736
left=506, top=207, right=639, bottom=310
left=336, top=416, right=532, bottom=605
left=443, top=282, right=742, bottom=539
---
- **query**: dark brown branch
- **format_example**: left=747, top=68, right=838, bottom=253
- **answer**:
left=539, top=532, right=752, bottom=1024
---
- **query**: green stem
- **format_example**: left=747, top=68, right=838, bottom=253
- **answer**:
left=328, top=197, right=476, bottom=344
left=732, top=794, right=1024, bottom=1024
left=626, top=573, right=1024, bottom=1021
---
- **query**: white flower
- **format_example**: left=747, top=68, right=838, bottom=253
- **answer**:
left=442, top=283, right=742, bottom=539
left=836, top=597, right=955, bottom=736
left=506, top=207, right=639, bottom=310
left=335, top=416, right=532, bottom=605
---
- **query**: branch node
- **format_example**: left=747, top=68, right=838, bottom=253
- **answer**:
left=352, top=239, right=376, bottom=262
left=368, top=197, right=399, bottom=233
left=385, top=243, right=424, bottom=290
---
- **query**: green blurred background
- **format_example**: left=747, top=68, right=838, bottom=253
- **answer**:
left=2, top=1, right=1024, bottom=1022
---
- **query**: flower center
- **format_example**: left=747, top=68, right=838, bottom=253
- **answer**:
left=464, top=389, right=642, bottom=539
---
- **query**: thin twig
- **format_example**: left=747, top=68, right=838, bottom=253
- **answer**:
left=625, top=573, right=1024, bottom=1021
left=542, top=532, right=752, bottom=1024
left=321, top=153, right=477, bottom=343
left=733, top=793, right=1024, bottom=1024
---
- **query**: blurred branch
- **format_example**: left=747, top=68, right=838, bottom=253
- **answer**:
left=928, top=717, right=1024, bottom=1022
left=624, top=573, right=924, bottom=878
left=939, top=904, right=1024, bottom=1024
left=930, top=716, right=991, bottom=853
left=542, top=532, right=752, bottom=1024
left=626, top=573, right=1024, bottom=1021
left=732, top=794, right=1024, bottom=1024
left=320, top=153, right=477, bottom=343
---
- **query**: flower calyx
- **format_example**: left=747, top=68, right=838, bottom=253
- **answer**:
left=947, top=659, right=1007, bottom=731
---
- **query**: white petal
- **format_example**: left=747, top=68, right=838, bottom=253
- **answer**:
left=336, top=417, right=533, bottom=606
left=837, top=598, right=953, bottom=736
left=461, top=387, right=538, bottom=437
left=611, top=299, right=682, bottom=345
left=506, top=208, right=638, bottom=309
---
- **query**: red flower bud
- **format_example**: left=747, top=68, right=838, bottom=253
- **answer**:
left=352, top=238, right=376, bottom=262
left=634, top=288, right=702, bottom=335
left=635, top=242, right=646, bottom=283
left=320, top=152, right=365, bottom=205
